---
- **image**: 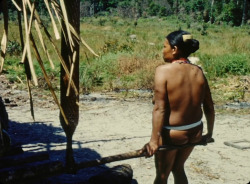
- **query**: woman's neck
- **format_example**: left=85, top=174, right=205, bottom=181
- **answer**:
left=172, top=58, right=190, bottom=64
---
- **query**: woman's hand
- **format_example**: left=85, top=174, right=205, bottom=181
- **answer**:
left=202, top=133, right=214, bottom=143
left=141, top=140, right=159, bottom=157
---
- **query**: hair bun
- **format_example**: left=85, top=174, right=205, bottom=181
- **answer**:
left=189, top=39, right=199, bottom=53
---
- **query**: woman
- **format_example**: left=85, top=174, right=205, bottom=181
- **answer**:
left=143, top=30, right=215, bottom=184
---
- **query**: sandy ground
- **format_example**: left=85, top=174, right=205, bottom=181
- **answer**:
left=1, top=75, right=250, bottom=184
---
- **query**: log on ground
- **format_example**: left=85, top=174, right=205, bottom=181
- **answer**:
left=88, top=164, right=133, bottom=184
left=0, top=160, right=64, bottom=183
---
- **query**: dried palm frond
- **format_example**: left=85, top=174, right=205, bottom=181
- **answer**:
left=0, top=31, right=7, bottom=73
left=31, top=6, right=79, bottom=95
left=66, top=51, right=77, bottom=96
left=10, top=0, right=22, bottom=11
left=50, top=0, right=99, bottom=57
left=34, top=20, right=55, bottom=69
left=50, top=0, right=66, bottom=39
left=44, top=0, right=60, bottom=40
left=59, top=0, right=74, bottom=50
left=22, top=0, right=38, bottom=86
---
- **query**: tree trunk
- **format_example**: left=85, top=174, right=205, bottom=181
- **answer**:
left=60, top=0, right=80, bottom=173
left=175, top=0, right=179, bottom=15
left=210, top=0, right=215, bottom=23
left=241, top=0, right=247, bottom=26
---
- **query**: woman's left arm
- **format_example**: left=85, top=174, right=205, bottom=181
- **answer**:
left=146, top=66, right=168, bottom=156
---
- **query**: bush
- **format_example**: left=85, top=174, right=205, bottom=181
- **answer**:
left=6, top=40, right=22, bottom=56
left=80, top=53, right=119, bottom=92
left=200, top=53, right=250, bottom=78
left=4, top=59, right=25, bottom=83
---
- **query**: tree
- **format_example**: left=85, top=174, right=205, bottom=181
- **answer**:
left=222, top=0, right=242, bottom=26
left=60, top=0, right=80, bottom=173
left=241, top=0, right=248, bottom=25
left=210, top=0, right=215, bottom=23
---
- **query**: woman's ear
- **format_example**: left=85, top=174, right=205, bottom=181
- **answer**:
left=172, top=46, right=179, bottom=55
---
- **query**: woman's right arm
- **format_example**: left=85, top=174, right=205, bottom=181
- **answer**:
left=203, top=77, right=215, bottom=141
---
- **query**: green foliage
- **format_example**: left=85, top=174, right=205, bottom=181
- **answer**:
left=32, top=60, right=60, bottom=89
left=4, top=59, right=25, bottom=83
left=200, top=54, right=250, bottom=78
left=6, top=40, right=22, bottom=56
left=148, top=2, right=160, bottom=16
left=33, top=60, right=60, bottom=78
left=220, top=1, right=242, bottom=26
left=120, top=75, right=136, bottom=90
left=98, top=17, right=107, bottom=26
left=184, top=0, right=206, bottom=13
left=147, top=2, right=168, bottom=17
left=80, top=53, right=119, bottom=92
left=102, top=38, right=133, bottom=54
left=6, top=0, right=250, bottom=26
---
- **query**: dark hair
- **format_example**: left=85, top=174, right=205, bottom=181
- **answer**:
left=166, top=30, right=199, bottom=57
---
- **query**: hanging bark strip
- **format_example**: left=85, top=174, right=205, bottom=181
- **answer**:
left=22, top=0, right=38, bottom=86
left=34, top=20, right=55, bottom=69
left=66, top=51, right=77, bottom=96
left=60, top=0, right=80, bottom=173
left=50, top=0, right=74, bottom=46
left=17, top=4, right=35, bottom=121
left=0, top=0, right=8, bottom=73
left=44, top=0, right=60, bottom=40
left=10, top=0, right=22, bottom=11
left=29, top=33, right=70, bottom=126
left=59, top=0, right=75, bottom=51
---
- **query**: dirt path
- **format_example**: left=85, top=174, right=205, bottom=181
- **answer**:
left=1, top=75, right=250, bottom=184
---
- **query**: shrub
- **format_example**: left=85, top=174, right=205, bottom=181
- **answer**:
left=4, top=59, right=24, bottom=83
left=200, top=53, right=250, bottom=78
left=6, top=40, right=22, bottom=56
left=80, top=53, right=119, bottom=92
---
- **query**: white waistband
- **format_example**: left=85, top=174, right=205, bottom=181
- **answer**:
left=164, top=120, right=202, bottom=131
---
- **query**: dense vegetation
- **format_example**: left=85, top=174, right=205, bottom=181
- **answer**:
left=1, top=0, right=250, bottom=105
left=5, top=0, right=250, bottom=26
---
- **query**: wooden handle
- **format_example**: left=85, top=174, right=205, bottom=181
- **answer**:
left=77, top=138, right=214, bottom=170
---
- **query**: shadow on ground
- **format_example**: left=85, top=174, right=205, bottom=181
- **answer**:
left=7, top=120, right=138, bottom=184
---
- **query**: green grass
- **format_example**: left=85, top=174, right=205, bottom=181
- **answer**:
left=1, top=16, right=250, bottom=104
left=200, top=53, right=249, bottom=78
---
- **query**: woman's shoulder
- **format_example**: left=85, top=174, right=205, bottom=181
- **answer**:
left=156, top=63, right=175, bottom=72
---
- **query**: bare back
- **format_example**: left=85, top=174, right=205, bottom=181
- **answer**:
left=153, top=62, right=206, bottom=145
left=165, top=62, right=205, bottom=126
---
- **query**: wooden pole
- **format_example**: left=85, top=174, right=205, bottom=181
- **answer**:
left=77, top=139, right=213, bottom=170
left=60, top=0, right=80, bottom=173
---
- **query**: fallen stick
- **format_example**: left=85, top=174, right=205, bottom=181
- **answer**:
left=77, top=138, right=214, bottom=170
